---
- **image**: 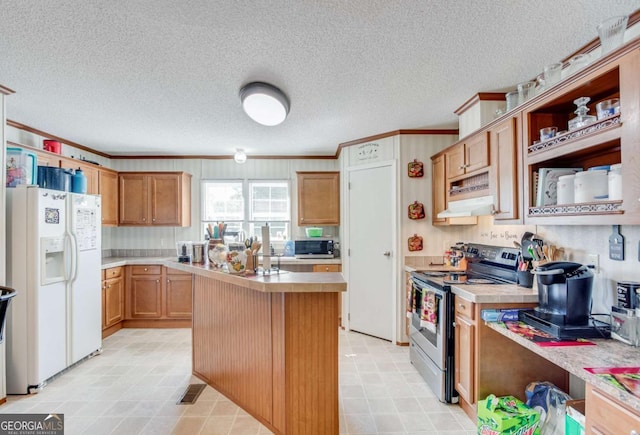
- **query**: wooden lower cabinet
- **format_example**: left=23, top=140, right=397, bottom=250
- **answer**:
left=454, top=295, right=569, bottom=421
left=102, top=267, right=124, bottom=338
left=313, top=264, right=342, bottom=327
left=585, top=383, right=640, bottom=434
left=124, top=265, right=192, bottom=327
left=165, top=271, right=193, bottom=318
left=454, top=307, right=475, bottom=405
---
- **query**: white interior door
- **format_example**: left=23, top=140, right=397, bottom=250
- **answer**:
left=347, top=163, right=394, bottom=341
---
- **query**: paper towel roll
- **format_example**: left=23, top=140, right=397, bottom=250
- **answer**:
left=261, top=225, right=271, bottom=271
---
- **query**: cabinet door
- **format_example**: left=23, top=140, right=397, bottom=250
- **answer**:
left=101, top=280, right=107, bottom=330
left=446, top=143, right=465, bottom=179
left=34, top=148, right=61, bottom=168
left=454, top=314, right=475, bottom=405
left=586, top=384, right=640, bottom=435
left=99, top=169, right=118, bottom=226
left=465, top=132, right=490, bottom=173
left=490, top=117, right=519, bottom=220
left=165, top=274, right=193, bottom=319
left=297, top=172, right=340, bottom=225
left=431, top=154, right=447, bottom=225
left=119, top=174, right=149, bottom=225
left=150, top=173, right=181, bottom=225
left=104, top=277, right=124, bottom=327
left=312, top=264, right=341, bottom=272
left=128, top=275, right=162, bottom=318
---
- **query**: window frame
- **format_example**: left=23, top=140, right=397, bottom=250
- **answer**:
left=201, top=178, right=291, bottom=241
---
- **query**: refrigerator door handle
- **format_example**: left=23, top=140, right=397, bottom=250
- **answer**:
left=68, top=231, right=79, bottom=284
left=63, top=233, right=73, bottom=282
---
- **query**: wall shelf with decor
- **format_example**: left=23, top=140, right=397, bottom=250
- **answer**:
left=521, top=38, right=640, bottom=225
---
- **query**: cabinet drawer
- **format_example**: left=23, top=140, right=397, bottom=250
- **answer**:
left=165, top=267, right=192, bottom=276
left=105, top=266, right=123, bottom=279
left=130, top=265, right=162, bottom=275
left=312, top=264, right=341, bottom=273
left=586, top=384, right=640, bottom=434
left=455, top=297, right=474, bottom=320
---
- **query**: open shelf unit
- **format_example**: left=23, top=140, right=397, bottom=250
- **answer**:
left=521, top=42, right=640, bottom=225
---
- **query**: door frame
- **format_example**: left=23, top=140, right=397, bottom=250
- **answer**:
left=342, top=159, right=398, bottom=341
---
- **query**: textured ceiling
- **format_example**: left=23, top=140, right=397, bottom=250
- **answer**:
left=1, top=1, right=639, bottom=157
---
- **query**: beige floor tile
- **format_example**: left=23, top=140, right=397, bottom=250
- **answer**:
left=373, top=413, right=405, bottom=433
left=80, top=416, right=126, bottom=435
left=0, top=328, right=475, bottom=434
left=199, top=415, right=235, bottom=435
left=210, top=400, right=240, bottom=416
left=229, top=415, right=262, bottom=434
left=139, top=415, right=180, bottom=435
left=171, top=416, right=207, bottom=434
left=111, top=416, right=152, bottom=435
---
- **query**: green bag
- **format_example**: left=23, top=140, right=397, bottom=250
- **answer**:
left=477, top=394, right=541, bottom=435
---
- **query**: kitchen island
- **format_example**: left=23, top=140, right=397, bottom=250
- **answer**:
left=167, top=261, right=347, bottom=435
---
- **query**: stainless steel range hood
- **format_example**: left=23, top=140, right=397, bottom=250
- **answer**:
left=437, top=195, right=495, bottom=218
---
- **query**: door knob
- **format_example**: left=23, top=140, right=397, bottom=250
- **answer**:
left=383, top=251, right=391, bottom=256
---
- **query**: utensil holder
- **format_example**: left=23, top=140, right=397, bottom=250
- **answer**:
left=517, top=270, right=534, bottom=288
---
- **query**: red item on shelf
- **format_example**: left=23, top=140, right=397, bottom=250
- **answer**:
left=43, top=140, right=61, bottom=154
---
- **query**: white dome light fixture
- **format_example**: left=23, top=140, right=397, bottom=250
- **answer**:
left=234, top=148, right=247, bottom=164
left=240, top=82, right=290, bottom=126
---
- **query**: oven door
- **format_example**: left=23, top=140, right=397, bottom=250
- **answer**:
left=409, top=278, right=447, bottom=369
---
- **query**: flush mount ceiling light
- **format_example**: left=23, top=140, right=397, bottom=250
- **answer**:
left=239, top=82, right=290, bottom=126
left=234, top=148, right=247, bottom=164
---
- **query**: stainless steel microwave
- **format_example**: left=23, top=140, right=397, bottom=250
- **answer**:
left=294, top=239, right=334, bottom=259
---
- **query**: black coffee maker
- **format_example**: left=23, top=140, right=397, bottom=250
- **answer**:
left=520, top=262, right=610, bottom=339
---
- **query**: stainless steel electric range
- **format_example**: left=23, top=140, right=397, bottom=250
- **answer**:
left=409, top=243, right=520, bottom=403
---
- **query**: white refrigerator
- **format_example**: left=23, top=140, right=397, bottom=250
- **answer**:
left=6, top=185, right=102, bottom=394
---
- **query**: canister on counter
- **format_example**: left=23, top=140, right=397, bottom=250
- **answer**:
left=617, top=281, right=640, bottom=309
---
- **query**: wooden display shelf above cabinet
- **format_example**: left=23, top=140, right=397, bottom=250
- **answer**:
left=521, top=41, right=640, bottom=225
left=118, top=171, right=192, bottom=227
left=297, top=171, right=340, bottom=226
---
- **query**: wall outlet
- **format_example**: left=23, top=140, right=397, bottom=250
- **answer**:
left=587, top=253, right=599, bottom=273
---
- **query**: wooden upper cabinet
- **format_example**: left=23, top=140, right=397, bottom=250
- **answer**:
left=33, top=148, right=62, bottom=168
left=119, top=173, right=149, bottom=225
left=490, top=116, right=519, bottom=221
left=118, top=172, right=191, bottom=227
left=99, top=169, right=118, bottom=226
left=297, top=171, right=340, bottom=226
left=446, top=143, right=465, bottom=179
left=446, top=133, right=489, bottom=180
left=431, top=153, right=448, bottom=225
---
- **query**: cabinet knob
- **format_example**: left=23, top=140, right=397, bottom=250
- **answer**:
left=458, top=303, right=465, bottom=310
left=152, top=218, right=156, bottom=222
left=108, top=284, right=111, bottom=288
left=383, top=251, right=391, bottom=256
left=142, top=218, right=146, bottom=221
left=325, top=267, right=329, bottom=271
left=458, top=165, right=465, bottom=170
left=156, top=279, right=159, bottom=283
left=144, top=268, right=148, bottom=271
left=167, top=279, right=170, bottom=283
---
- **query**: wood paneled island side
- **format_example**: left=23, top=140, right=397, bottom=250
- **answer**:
left=166, top=262, right=347, bottom=435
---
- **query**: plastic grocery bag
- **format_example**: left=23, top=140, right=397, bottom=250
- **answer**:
left=477, top=394, right=541, bottom=435
left=525, top=382, right=572, bottom=435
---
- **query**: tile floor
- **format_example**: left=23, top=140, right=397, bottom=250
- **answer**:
left=0, top=328, right=476, bottom=434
